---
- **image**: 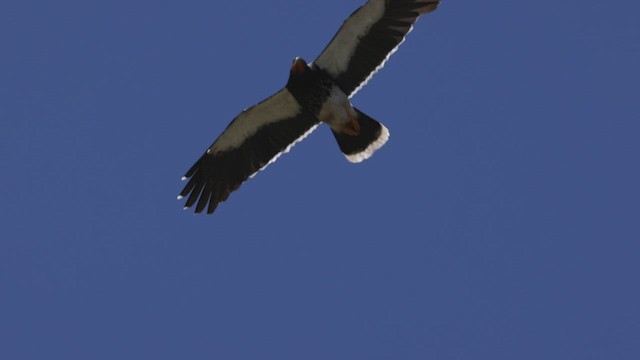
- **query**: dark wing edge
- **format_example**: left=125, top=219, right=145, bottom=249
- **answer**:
left=178, top=89, right=320, bottom=214
left=313, top=0, right=440, bottom=97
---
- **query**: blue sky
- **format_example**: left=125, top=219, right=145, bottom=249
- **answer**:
left=2, top=0, right=639, bottom=359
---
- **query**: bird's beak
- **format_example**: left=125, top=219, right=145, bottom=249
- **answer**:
left=291, top=58, right=306, bottom=74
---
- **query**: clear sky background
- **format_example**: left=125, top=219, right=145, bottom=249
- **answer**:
left=2, top=1, right=639, bottom=359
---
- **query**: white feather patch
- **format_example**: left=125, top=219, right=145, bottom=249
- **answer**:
left=314, top=0, right=386, bottom=79
left=345, top=123, right=390, bottom=163
left=211, top=89, right=302, bottom=152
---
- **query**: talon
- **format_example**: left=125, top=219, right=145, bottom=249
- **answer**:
left=341, top=115, right=360, bottom=136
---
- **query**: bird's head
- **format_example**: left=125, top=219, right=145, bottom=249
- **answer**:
left=286, top=57, right=312, bottom=89
left=290, top=57, right=310, bottom=75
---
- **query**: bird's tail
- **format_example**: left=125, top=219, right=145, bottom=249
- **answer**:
left=331, top=107, right=389, bottom=163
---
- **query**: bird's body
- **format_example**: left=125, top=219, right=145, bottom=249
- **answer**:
left=287, top=58, right=370, bottom=140
left=318, top=85, right=353, bottom=133
left=179, top=0, right=441, bottom=214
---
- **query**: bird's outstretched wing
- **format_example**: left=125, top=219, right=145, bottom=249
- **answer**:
left=179, top=89, right=320, bottom=214
left=314, top=0, right=440, bottom=97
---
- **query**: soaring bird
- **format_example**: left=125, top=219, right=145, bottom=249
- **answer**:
left=179, top=0, right=441, bottom=214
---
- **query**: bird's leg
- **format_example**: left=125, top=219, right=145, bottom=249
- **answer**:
left=340, top=107, right=360, bottom=136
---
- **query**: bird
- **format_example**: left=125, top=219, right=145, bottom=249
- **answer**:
left=179, top=0, right=441, bottom=214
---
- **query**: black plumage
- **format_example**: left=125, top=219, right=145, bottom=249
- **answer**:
left=179, top=0, right=441, bottom=214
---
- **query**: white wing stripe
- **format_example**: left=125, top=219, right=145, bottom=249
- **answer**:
left=211, top=89, right=302, bottom=151
left=313, top=0, right=386, bottom=77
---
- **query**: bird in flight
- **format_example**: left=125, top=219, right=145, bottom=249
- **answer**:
left=179, top=0, right=441, bottom=214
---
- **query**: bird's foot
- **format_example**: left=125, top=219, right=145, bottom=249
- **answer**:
left=341, top=116, right=361, bottom=136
